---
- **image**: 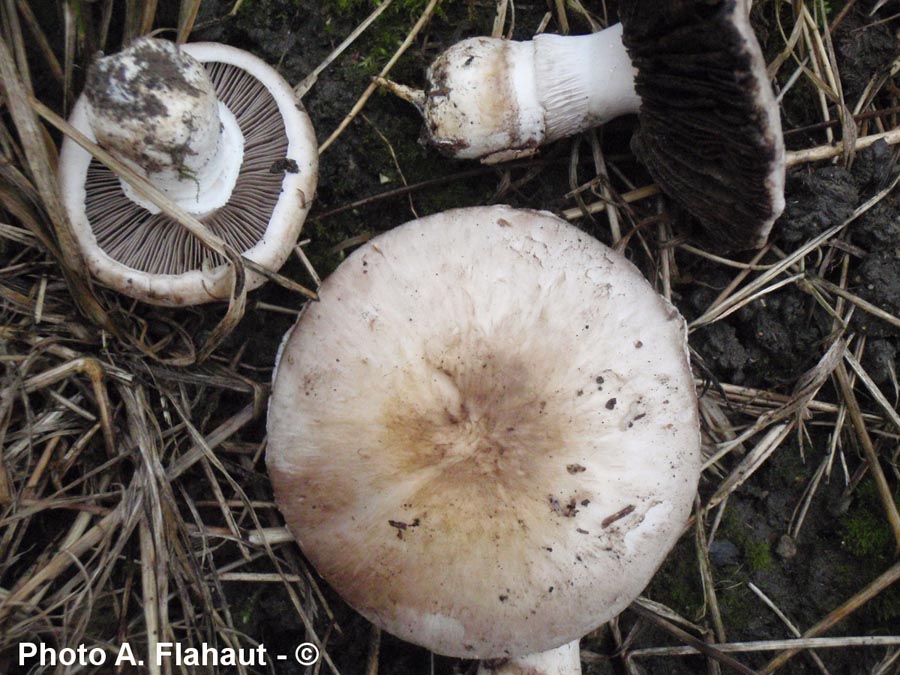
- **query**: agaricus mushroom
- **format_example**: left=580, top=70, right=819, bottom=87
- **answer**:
left=58, top=37, right=317, bottom=306
left=390, top=0, right=784, bottom=250
left=267, top=205, right=701, bottom=673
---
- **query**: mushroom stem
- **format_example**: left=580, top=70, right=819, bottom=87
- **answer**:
left=84, top=37, right=244, bottom=216
left=534, top=25, right=639, bottom=142
left=477, top=641, right=582, bottom=675
left=418, top=23, right=637, bottom=163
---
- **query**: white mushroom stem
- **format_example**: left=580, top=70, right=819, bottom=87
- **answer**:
left=84, top=37, right=243, bottom=216
left=533, top=26, right=639, bottom=144
left=404, top=23, right=638, bottom=163
left=477, top=642, right=582, bottom=675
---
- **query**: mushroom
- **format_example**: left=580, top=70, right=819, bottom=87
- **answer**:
left=388, top=0, right=784, bottom=250
left=58, top=37, right=317, bottom=306
left=267, top=205, right=701, bottom=673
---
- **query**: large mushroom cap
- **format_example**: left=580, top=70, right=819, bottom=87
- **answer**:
left=267, top=206, right=701, bottom=659
left=58, top=40, right=318, bottom=306
left=619, top=0, right=785, bottom=250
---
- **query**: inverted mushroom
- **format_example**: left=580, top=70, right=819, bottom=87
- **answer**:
left=390, top=0, right=785, bottom=250
left=267, top=205, right=701, bottom=673
left=58, top=37, right=318, bottom=306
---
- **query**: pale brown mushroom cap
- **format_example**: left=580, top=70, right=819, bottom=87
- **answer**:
left=267, top=206, right=700, bottom=659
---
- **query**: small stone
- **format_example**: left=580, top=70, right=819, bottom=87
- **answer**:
left=709, top=539, right=739, bottom=566
left=776, top=534, right=798, bottom=560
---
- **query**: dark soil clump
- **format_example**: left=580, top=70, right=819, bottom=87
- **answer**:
left=779, top=166, right=858, bottom=245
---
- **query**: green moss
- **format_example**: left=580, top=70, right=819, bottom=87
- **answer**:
left=742, top=537, right=774, bottom=573
left=322, top=0, right=429, bottom=17
left=644, top=537, right=705, bottom=621
left=820, top=1, right=853, bottom=19
left=718, top=504, right=774, bottom=574
left=841, top=509, right=893, bottom=558
left=837, top=480, right=900, bottom=626
left=839, top=480, right=898, bottom=561
left=316, top=0, right=443, bottom=77
left=716, top=583, right=758, bottom=631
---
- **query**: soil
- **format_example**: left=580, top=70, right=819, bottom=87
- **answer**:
left=4, top=0, right=899, bottom=674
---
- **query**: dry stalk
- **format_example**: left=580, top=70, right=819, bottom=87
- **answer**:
left=631, top=635, right=900, bottom=659
left=318, top=0, right=442, bottom=154
left=295, top=0, right=395, bottom=98
left=628, top=602, right=757, bottom=675
left=0, top=32, right=112, bottom=333
left=834, top=361, right=900, bottom=553
left=747, top=582, right=830, bottom=675
left=762, top=560, right=900, bottom=672
left=694, top=500, right=726, bottom=643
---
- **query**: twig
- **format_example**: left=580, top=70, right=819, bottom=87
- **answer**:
left=786, top=128, right=900, bottom=166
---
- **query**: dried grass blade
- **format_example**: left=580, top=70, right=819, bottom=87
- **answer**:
left=176, top=0, right=202, bottom=44
left=139, top=516, right=162, bottom=675
left=63, top=1, right=76, bottom=107
left=842, top=348, right=900, bottom=432
left=693, top=171, right=900, bottom=330
left=0, top=34, right=113, bottom=332
left=168, top=402, right=340, bottom=674
left=196, top=268, right=247, bottom=362
left=747, top=582, right=830, bottom=674
left=123, top=0, right=158, bottom=44
left=631, top=635, right=900, bottom=658
left=762, top=560, right=900, bottom=673
left=703, top=337, right=844, bottom=469
left=0, top=181, right=57, bottom=255
left=706, top=422, right=795, bottom=509
left=295, top=0, right=394, bottom=98
left=122, top=384, right=179, bottom=654
left=810, top=275, right=900, bottom=331
left=834, top=361, right=900, bottom=553
left=166, top=403, right=258, bottom=480
left=561, top=184, right=659, bottom=220
left=319, top=0, right=441, bottom=154
left=13, top=0, right=62, bottom=85
left=241, top=258, right=318, bottom=300
left=0, top=402, right=12, bottom=505
left=695, top=499, right=726, bottom=642
left=247, top=526, right=294, bottom=546
left=0, top=504, right=125, bottom=623
left=629, top=602, right=756, bottom=675
left=786, top=128, right=900, bottom=167
left=2, top=0, right=32, bottom=92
